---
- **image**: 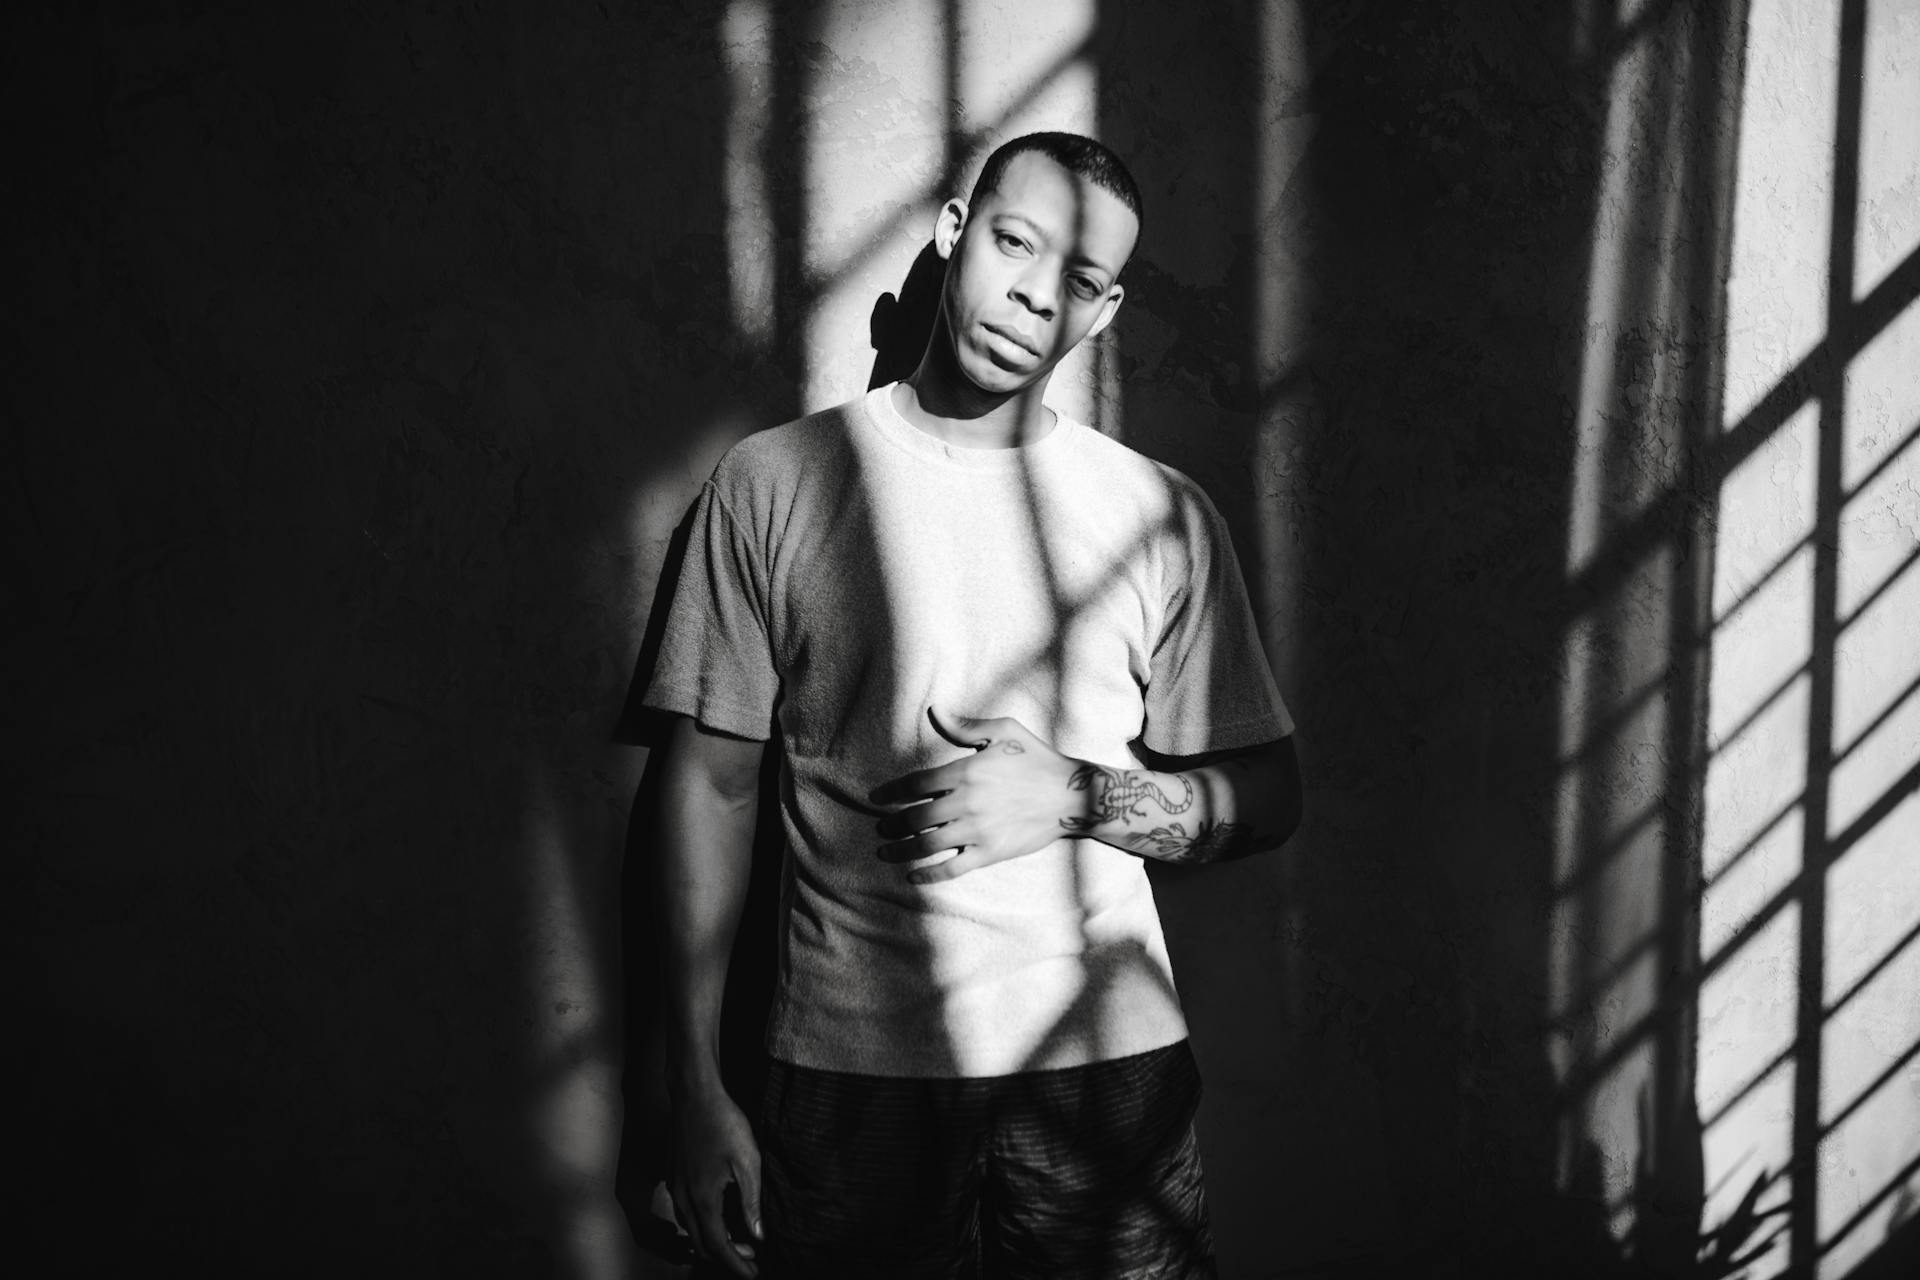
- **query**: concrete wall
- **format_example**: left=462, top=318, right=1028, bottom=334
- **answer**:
left=9, top=1, right=1915, bottom=1277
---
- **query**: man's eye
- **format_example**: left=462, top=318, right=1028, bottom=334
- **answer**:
left=997, top=233, right=1027, bottom=253
left=1071, top=277, right=1101, bottom=299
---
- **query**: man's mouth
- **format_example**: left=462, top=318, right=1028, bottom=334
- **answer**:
left=982, top=323, right=1041, bottom=358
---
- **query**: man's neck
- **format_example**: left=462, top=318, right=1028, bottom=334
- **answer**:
left=897, top=336, right=1056, bottom=450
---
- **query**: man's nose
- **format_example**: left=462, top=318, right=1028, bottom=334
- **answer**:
left=1010, top=269, right=1057, bottom=320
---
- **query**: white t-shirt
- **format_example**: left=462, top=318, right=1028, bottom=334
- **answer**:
left=643, top=383, right=1292, bottom=1077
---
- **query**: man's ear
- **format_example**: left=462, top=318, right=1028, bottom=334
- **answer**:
left=933, top=198, right=968, bottom=260
left=1086, top=283, right=1125, bottom=341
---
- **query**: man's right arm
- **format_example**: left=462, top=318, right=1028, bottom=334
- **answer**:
left=655, top=711, right=769, bottom=1277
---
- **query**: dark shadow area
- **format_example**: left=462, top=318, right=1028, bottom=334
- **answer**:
left=1847, top=1212, right=1920, bottom=1280
left=867, top=240, right=946, bottom=390
left=4, top=2, right=772, bottom=1274
left=1265, top=0, right=1612, bottom=1271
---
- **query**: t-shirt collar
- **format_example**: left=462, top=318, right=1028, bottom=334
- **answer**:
left=863, top=381, right=1079, bottom=472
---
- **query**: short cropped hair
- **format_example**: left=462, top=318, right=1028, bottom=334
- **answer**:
left=969, top=132, right=1144, bottom=239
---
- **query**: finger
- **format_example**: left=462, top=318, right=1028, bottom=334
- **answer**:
left=909, top=850, right=982, bottom=884
left=680, top=1191, right=714, bottom=1264
left=720, top=1181, right=760, bottom=1280
left=691, top=1187, right=741, bottom=1275
left=701, top=1219, right=755, bottom=1277
left=877, top=824, right=969, bottom=863
left=721, top=1237, right=758, bottom=1279
left=927, top=704, right=990, bottom=750
left=734, top=1154, right=764, bottom=1242
left=874, top=794, right=963, bottom=840
left=869, top=759, right=965, bottom=806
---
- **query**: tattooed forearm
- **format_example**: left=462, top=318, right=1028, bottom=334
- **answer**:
left=1056, top=746, right=1291, bottom=864
left=1060, top=764, right=1194, bottom=835
left=1123, top=819, right=1270, bottom=864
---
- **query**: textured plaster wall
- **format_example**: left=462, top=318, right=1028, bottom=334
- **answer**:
left=10, top=1, right=1917, bottom=1278
left=1694, top=0, right=1920, bottom=1275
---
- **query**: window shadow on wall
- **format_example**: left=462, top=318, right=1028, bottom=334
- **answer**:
left=1554, top=1, right=1920, bottom=1275
left=1274, top=0, right=1652, bottom=1271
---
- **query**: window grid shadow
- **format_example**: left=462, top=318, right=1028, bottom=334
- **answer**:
left=1553, top=1, right=1920, bottom=1276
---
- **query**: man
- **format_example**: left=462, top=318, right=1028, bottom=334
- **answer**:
left=643, top=131, right=1301, bottom=1279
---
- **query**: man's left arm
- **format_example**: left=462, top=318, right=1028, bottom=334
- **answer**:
left=872, top=708, right=1301, bottom=883
left=1065, top=735, right=1302, bottom=865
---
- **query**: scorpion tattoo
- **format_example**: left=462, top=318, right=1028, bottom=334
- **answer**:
left=1060, top=764, right=1195, bottom=835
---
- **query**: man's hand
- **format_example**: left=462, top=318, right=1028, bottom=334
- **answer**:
left=870, top=706, right=1083, bottom=884
left=667, top=1083, right=763, bottom=1278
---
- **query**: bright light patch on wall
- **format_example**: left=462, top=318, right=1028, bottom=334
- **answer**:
left=1700, top=905, right=1803, bottom=1123
left=1702, top=799, right=1803, bottom=961
left=1712, top=625, right=1812, bottom=886
left=802, top=0, right=950, bottom=407
left=1699, top=1053, right=1796, bottom=1277
left=723, top=0, right=777, bottom=349
left=1701, top=1, right=1920, bottom=1274
left=1697, top=5, right=1842, bottom=1275
left=1838, top=443, right=1919, bottom=625
left=1564, top=53, right=1641, bottom=577
left=1816, top=815, right=1920, bottom=1280
left=1817, top=816, right=1920, bottom=1279
left=1697, top=902, right=1801, bottom=1280
left=1820, top=834, right=1920, bottom=1123
left=955, top=0, right=1104, bottom=429
left=1712, top=402, right=1819, bottom=623
left=1708, top=544, right=1813, bottom=750
left=1842, top=289, right=1920, bottom=492
left=1719, top=0, right=1838, bottom=432
left=1827, top=601, right=1920, bottom=839
left=1853, top=0, right=1920, bottom=301
left=1702, top=671, right=1808, bottom=880
left=1834, top=475, right=1920, bottom=702
left=951, top=0, right=1098, bottom=150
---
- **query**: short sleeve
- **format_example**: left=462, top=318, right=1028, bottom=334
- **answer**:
left=1140, top=483, right=1294, bottom=756
left=638, top=480, right=781, bottom=740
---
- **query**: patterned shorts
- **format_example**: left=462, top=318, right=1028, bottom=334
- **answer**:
left=756, top=1040, right=1217, bottom=1280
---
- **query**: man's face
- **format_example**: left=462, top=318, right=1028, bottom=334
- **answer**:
left=936, top=151, right=1138, bottom=396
